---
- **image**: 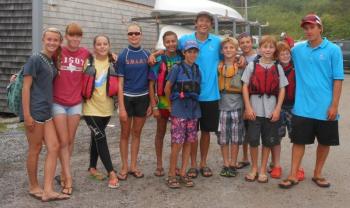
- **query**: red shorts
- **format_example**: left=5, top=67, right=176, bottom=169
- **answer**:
left=159, top=109, right=170, bottom=118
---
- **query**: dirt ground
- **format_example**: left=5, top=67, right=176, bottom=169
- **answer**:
left=0, top=75, right=349, bottom=208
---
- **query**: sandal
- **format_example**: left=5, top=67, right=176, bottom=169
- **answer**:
left=61, top=187, right=73, bottom=195
left=154, top=167, right=165, bottom=177
left=167, top=176, right=180, bottom=189
left=89, top=171, right=107, bottom=181
left=129, top=170, right=144, bottom=178
left=187, top=168, right=199, bottom=178
left=270, top=167, right=282, bottom=179
left=236, top=161, right=250, bottom=169
left=108, top=177, right=120, bottom=189
left=245, top=172, right=258, bottom=182
left=200, top=167, right=213, bottom=177
left=54, top=175, right=65, bottom=187
left=257, top=174, right=269, bottom=183
left=279, top=178, right=299, bottom=189
left=29, top=191, right=43, bottom=200
left=41, top=193, right=70, bottom=202
left=312, top=177, right=331, bottom=188
left=179, top=175, right=194, bottom=187
left=117, top=172, right=128, bottom=181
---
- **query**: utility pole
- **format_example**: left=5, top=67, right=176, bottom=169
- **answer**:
left=244, top=0, right=250, bottom=33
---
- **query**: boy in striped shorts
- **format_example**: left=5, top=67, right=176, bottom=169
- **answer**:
left=216, top=37, right=245, bottom=177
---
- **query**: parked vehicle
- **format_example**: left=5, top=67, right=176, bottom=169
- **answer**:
left=334, top=40, right=350, bottom=70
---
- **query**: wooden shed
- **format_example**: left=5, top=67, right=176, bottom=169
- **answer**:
left=0, top=0, right=157, bottom=113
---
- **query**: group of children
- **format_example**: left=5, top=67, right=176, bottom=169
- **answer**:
left=18, top=20, right=304, bottom=200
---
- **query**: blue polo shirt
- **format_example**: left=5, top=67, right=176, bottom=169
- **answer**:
left=292, top=38, right=344, bottom=120
left=179, top=32, right=221, bottom=101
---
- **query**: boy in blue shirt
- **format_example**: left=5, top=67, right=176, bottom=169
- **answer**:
left=279, top=14, right=344, bottom=189
left=164, top=40, right=201, bottom=188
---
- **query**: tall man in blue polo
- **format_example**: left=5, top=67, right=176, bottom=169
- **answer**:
left=279, top=14, right=344, bottom=189
left=178, top=12, right=221, bottom=177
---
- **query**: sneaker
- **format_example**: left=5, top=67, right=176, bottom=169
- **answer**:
left=297, top=168, right=305, bottom=181
left=270, top=166, right=282, bottom=179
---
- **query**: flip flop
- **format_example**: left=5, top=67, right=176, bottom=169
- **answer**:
left=312, top=177, right=331, bottom=188
left=128, top=170, right=144, bottom=178
left=117, top=172, right=128, bottom=181
left=108, top=178, right=120, bottom=189
left=236, top=161, right=250, bottom=169
left=245, top=172, right=258, bottom=182
left=167, top=176, right=180, bottom=189
left=279, top=179, right=299, bottom=189
left=187, top=168, right=199, bottom=178
left=29, top=192, right=42, bottom=200
left=41, top=193, right=70, bottom=202
left=200, top=167, right=213, bottom=177
left=154, top=167, right=165, bottom=177
left=257, top=174, right=269, bottom=183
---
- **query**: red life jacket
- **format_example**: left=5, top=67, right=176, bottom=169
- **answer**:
left=156, top=52, right=182, bottom=96
left=249, top=59, right=280, bottom=96
left=282, top=62, right=295, bottom=105
left=82, top=56, right=118, bottom=99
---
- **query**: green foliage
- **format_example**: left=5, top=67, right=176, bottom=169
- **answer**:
left=213, top=0, right=350, bottom=40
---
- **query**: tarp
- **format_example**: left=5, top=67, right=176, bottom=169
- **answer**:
left=155, top=25, right=194, bottom=49
left=152, top=0, right=244, bottom=21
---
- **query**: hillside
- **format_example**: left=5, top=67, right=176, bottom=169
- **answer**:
left=214, top=0, right=350, bottom=40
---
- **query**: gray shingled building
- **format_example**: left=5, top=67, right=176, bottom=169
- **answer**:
left=0, top=0, right=157, bottom=113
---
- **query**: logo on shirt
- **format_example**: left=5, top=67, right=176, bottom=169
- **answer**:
left=61, top=56, right=84, bottom=72
left=319, top=53, right=325, bottom=61
left=95, top=71, right=107, bottom=87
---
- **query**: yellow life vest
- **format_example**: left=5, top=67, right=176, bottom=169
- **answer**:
left=218, top=61, right=243, bottom=94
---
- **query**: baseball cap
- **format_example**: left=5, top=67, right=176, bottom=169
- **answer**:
left=183, top=40, right=199, bottom=51
left=301, top=14, right=322, bottom=27
left=196, top=11, right=214, bottom=23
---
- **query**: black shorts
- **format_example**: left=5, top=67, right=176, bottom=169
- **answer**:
left=291, top=115, right=339, bottom=146
left=198, top=100, right=219, bottom=132
left=124, top=94, right=150, bottom=117
left=247, top=117, right=280, bottom=147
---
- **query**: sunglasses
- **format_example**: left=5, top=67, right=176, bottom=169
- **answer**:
left=127, top=32, right=141, bottom=36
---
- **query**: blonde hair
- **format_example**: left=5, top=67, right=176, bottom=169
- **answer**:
left=42, top=27, right=63, bottom=69
left=127, top=22, right=142, bottom=33
left=221, top=37, right=239, bottom=49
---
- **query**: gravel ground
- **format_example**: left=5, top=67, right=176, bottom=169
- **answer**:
left=1, top=75, right=349, bottom=208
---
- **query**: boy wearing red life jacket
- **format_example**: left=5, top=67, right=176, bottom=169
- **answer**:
left=241, top=35, right=288, bottom=183
left=269, top=42, right=304, bottom=180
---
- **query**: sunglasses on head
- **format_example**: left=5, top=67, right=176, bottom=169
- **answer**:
left=127, top=32, right=141, bottom=36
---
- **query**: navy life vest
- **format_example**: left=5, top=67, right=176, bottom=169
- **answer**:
left=249, top=58, right=280, bottom=96
left=82, top=55, right=118, bottom=99
left=156, top=51, right=182, bottom=96
left=171, top=62, right=200, bottom=101
left=282, top=62, right=295, bottom=105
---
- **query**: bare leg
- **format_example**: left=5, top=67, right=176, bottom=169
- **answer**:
left=168, top=143, right=182, bottom=176
left=220, top=145, right=230, bottom=167
left=41, top=120, right=64, bottom=199
left=190, top=140, right=198, bottom=168
left=119, top=117, right=132, bottom=174
left=154, top=117, right=167, bottom=171
left=25, top=122, right=44, bottom=194
left=229, top=144, right=239, bottom=167
left=314, top=144, right=330, bottom=179
left=260, top=146, right=270, bottom=175
left=242, top=143, right=249, bottom=162
left=271, top=144, right=281, bottom=168
left=289, top=144, right=305, bottom=180
left=249, top=146, right=259, bottom=174
left=199, top=131, right=210, bottom=168
left=130, top=116, right=147, bottom=172
left=180, top=142, right=191, bottom=176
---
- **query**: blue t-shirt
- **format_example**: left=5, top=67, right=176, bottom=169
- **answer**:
left=292, top=38, right=344, bottom=120
left=179, top=32, right=221, bottom=101
left=167, top=62, right=201, bottom=119
left=116, top=45, right=150, bottom=96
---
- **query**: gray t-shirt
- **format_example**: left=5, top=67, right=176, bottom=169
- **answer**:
left=20, top=53, right=57, bottom=121
left=219, top=93, right=243, bottom=111
left=241, top=61, right=288, bottom=118
left=245, top=53, right=258, bottom=63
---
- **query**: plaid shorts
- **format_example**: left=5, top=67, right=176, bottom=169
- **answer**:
left=216, top=109, right=245, bottom=145
left=170, top=117, right=198, bottom=144
left=278, top=107, right=293, bottom=139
